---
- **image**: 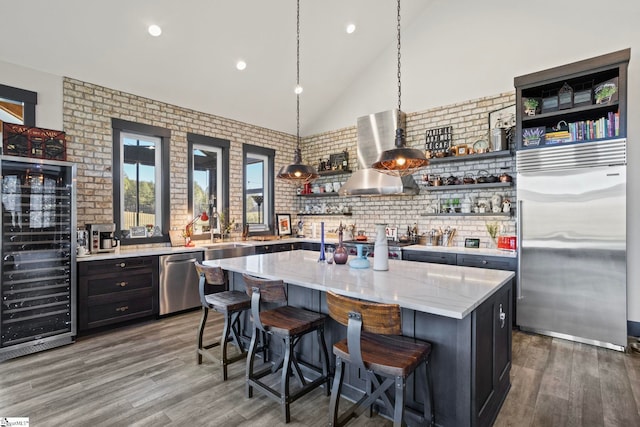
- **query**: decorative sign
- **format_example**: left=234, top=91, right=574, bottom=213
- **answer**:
left=425, top=126, right=452, bottom=157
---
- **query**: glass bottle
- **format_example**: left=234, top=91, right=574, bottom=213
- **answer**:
left=333, top=222, right=349, bottom=265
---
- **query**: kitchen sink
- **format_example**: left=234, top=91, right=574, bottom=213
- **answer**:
left=203, top=242, right=255, bottom=260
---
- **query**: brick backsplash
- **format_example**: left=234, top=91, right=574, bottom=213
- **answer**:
left=300, top=92, right=516, bottom=248
left=63, top=77, right=515, bottom=249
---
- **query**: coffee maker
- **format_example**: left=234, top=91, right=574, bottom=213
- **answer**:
left=87, top=223, right=118, bottom=253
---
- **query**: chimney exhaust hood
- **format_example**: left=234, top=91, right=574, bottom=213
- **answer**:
left=338, top=110, right=420, bottom=196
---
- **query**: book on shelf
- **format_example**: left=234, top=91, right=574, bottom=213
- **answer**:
left=565, top=112, right=619, bottom=142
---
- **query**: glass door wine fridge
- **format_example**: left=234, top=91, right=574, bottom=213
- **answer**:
left=1, top=155, right=77, bottom=361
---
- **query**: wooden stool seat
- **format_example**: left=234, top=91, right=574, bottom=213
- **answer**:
left=204, top=290, right=251, bottom=313
left=258, top=305, right=326, bottom=336
left=333, top=332, right=431, bottom=378
left=326, top=291, right=435, bottom=427
left=194, top=261, right=251, bottom=381
left=243, top=273, right=331, bottom=424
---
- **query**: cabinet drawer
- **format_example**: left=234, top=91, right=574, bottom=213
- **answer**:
left=402, top=250, right=456, bottom=265
left=79, top=257, right=153, bottom=275
left=86, top=271, right=153, bottom=296
left=457, top=254, right=516, bottom=271
left=86, top=291, right=154, bottom=327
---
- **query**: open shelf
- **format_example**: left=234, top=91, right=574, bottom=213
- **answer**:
left=427, top=150, right=512, bottom=164
left=419, top=212, right=512, bottom=217
left=317, top=169, right=351, bottom=177
left=297, top=192, right=341, bottom=198
left=420, top=181, right=513, bottom=191
left=296, top=212, right=353, bottom=217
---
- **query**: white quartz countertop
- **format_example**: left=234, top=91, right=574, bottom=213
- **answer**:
left=206, top=250, right=514, bottom=319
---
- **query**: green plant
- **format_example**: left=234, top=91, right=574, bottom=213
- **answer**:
left=485, top=222, right=499, bottom=240
left=524, top=98, right=539, bottom=110
left=595, top=84, right=617, bottom=102
left=218, top=211, right=236, bottom=235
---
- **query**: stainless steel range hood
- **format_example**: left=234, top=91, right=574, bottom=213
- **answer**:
left=338, top=110, right=419, bottom=196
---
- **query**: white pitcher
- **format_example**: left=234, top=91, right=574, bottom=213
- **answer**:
left=373, top=223, right=389, bottom=271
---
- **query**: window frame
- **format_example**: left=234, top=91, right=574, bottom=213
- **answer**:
left=112, top=118, right=170, bottom=245
left=243, top=143, right=275, bottom=234
left=0, top=84, right=37, bottom=126
left=187, top=133, right=230, bottom=236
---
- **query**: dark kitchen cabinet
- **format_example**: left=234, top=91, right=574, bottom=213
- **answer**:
left=457, top=254, right=516, bottom=271
left=254, top=242, right=301, bottom=254
left=402, top=250, right=456, bottom=265
left=472, top=281, right=512, bottom=427
left=78, top=256, right=158, bottom=331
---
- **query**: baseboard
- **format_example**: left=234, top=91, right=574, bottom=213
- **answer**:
left=628, top=320, right=640, bottom=338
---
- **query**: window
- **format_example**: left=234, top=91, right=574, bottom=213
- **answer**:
left=112, top=119, right=170, bottom=244
left=0, top=83, right=37, bottom=129
left=187, top=133, right=229, bottom=237
left=243, top=144, right=274, bottom=233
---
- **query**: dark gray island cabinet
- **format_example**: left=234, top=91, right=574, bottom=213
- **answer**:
left=208, top=250, right=514, bottom=427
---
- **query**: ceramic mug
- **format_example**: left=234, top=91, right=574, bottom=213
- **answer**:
left=332, top=181, right=341, bottom=192
left=325, top=183, right=333, bottom=192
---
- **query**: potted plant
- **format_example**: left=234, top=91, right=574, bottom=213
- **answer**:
left=594, top=83, right=617, bottom=104
left=523, top=98, right=540, bottom=116
left=522, top=127, right=545, bottom=147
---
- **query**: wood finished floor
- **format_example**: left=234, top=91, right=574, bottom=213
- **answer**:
left=0, top=310, right=638, bottom=426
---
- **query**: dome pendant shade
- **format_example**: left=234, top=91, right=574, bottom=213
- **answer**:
left=372, top=128, right=429, bottom=177
left=277, top=147, right=319, bottom=184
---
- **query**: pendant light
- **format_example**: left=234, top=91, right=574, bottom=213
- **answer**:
left=277, top=0, right=319, bottom=184
left=372, top=0, right=429, bottom=177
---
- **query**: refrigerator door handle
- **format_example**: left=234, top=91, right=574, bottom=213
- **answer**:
left=516, top=200, right=523, bottom=300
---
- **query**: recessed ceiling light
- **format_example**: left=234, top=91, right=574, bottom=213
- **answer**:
left=148, top=24, right=162, bottom=37
left=346, top=23, right=356, bottom=34
left=236, top=60, right=247, bottom=71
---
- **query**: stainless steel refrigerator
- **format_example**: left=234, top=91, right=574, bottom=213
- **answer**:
left=516, top=138, right=627, bottom=351
left=1, top=155, right=77, bottom=361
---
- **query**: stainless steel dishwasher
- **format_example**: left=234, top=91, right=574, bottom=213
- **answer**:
left=159, top=251, right=203, bottom=315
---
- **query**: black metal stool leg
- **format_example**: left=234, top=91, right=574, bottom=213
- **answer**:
left=196, top=306, right=209, bottom=364
left=316, top=325, right=331, bottom=395
left=246, top=326, right=259, bottom=398
left=393, top=376, right=405, bottom=427
left=281, top=336, right=293, bottom=423
left=220, top=310, right=233, bottom=381
left=329, top=356, right=344, bottom=427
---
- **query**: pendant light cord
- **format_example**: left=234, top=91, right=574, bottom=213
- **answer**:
left=397, top=0, right=402, bottom=117
left=296, top=0, right=301, bottom=150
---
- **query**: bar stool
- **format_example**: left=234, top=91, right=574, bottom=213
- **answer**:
left=194, top=261, right=251, bottom=380
left=326, top=291, right=435, bottom=427
left=242, top=273, right=331, bottom=423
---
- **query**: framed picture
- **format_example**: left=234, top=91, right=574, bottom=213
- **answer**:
left=276, top=213, right=292, bottom=236
left=130, top=226, right=147, bottom=238
left=489, top=104, right=516, bottom=130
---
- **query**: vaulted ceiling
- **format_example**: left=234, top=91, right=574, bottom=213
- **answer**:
left=0, top=0, right=435, bottom=135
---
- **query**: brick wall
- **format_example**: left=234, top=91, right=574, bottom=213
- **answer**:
left=300, top=92, right=517, bottom=248
left=63, top=77, right=515, bottom=249
left=63, top=77, right=297, bottom=244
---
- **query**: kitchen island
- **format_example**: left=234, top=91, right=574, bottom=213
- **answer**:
left=206, top=250, right=514, bottom=427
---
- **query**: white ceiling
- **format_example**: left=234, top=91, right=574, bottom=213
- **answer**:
left=0, top=0, right=434, bottom=136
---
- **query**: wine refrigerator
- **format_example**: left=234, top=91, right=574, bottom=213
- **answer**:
left=1, top=155, right=77, bottom=361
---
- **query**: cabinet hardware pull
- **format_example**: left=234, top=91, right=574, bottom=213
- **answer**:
left=116, top=281, right=128, bottom=287
left=117, top=262, right=126, bottom=268
left=498, top=303, right=506, bottom=328
left=482, top=260, right=488, bottom=264
left=115, top=306, right=129, bottom=312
